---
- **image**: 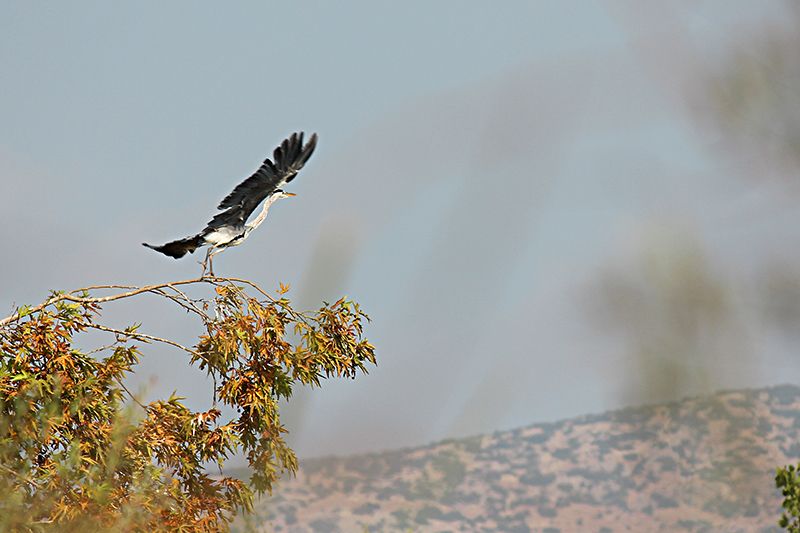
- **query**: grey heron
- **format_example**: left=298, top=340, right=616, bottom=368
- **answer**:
left=143, top=131, right=318, bottom=275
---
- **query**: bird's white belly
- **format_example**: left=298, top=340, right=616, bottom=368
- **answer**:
left=203, top=227, right=242, bottom=246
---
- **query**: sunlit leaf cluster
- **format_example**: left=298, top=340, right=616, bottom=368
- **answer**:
left=0, top=277, right=375, bottom=531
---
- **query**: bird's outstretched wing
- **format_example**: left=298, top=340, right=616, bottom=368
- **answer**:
left=208, top=132, right=318, bottom=229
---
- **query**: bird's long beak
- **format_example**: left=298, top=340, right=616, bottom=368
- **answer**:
left=284, top=192, right=297, bottom=197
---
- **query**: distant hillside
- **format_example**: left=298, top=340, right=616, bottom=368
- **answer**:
left=237, top=385, right=800, bottom=532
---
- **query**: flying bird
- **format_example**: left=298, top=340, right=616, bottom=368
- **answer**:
left=143, top=131, right=318, bottom=275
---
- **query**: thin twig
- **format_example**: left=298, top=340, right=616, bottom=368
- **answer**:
left=115, top=377, right=147, bottom=410
left=162, top=285, right=210, bottom=320
left=208, top=276, right=277, bottom=303
left=0, top=462, right=41, bottom=489
left=68, top=284, right=138, bottom=293
left=149, top=288, right=208, bottom=321
left=209, top=276, right=312, bottom=326
left=86, top=323, right=200, bottom=358
left=85, top=343, right=119, bottom=355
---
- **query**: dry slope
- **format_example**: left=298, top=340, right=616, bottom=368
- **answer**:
left=243, top=385, right=800, bottom=532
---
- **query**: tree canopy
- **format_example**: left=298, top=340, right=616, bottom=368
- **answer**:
left=0, top=276, right=375, bottom=531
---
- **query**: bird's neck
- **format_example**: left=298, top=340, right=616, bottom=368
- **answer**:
left=245, top=196, right=279, bottom=234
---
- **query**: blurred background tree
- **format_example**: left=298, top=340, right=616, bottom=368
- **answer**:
left=621, top=3, right=800, bottom=528
left=703, top=3, right=800, bottom=178
left=590, top=230, right=744, bottom=405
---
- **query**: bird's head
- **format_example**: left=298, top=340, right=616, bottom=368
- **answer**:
left=273, top=189, right=296, bottom=200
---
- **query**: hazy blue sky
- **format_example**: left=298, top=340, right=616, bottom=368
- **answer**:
left=2, top=2, right=798, bottom=459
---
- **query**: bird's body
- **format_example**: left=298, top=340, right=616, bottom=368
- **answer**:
left=143, top=132, right=317, bottom=274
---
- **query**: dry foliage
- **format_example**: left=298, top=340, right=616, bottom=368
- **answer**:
left=0, top=276, right=375, bottom=531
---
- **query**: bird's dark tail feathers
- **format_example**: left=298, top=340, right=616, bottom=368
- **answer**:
left=142, top=234, right=205, bottom=259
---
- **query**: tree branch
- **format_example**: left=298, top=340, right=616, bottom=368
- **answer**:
left=1, top=277, right=212, bottom=327
left=0, top=276, right=312, bottom=329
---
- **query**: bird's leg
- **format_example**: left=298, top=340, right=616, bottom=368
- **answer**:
left=208, top=248, right=220, bottom=277
left=200, top=247, right=212, bottom=277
